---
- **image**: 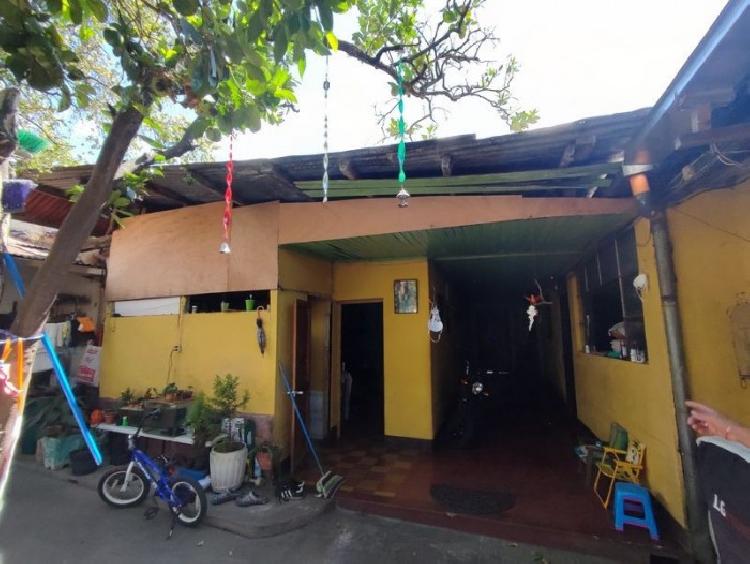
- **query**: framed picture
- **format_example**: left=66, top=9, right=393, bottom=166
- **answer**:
left=394, top=279, right=418, bottom=314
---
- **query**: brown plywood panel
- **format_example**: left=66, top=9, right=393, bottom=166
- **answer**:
left=227, top=202, right=279, bottom=291
left=106, top=201, right=280, bottom=300
left=278, top=196, right=637, bottom=244
left=107, top=203, right=229, bottom=300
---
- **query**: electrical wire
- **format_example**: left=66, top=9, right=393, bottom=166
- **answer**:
left=671, top=207, right=750, bottom=245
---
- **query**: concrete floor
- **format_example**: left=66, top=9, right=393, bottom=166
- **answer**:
left=0, top=465, right=620, bottom=564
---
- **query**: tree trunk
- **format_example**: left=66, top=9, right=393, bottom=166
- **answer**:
left=10, top=107, right=144, bottom=338
left=0, top=107, right=143, bottom=486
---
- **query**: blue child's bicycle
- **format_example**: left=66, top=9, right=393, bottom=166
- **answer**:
left=97, top=409, right=207, bottom=537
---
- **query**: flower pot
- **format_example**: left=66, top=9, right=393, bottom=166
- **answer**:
left=256, top=450, right=273, bottom=472
left=210, top=445, right=247, bottom=492
left=165, top=393, right=177, bottom=403
left=103, top=410, right=117, bottom=425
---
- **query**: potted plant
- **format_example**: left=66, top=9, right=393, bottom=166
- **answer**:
left=208, top=374, right=250, bottom=492
left=249, top=442, right=280, bottom=479
left=163, top=382, right=178, bottom=403
left=185, top=392, right=219, bottom=446
left=118, top=388, right=144, bottom=425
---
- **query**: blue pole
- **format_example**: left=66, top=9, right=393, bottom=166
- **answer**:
left=3, top=253, right=102, bottom=465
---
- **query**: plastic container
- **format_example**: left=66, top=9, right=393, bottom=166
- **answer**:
left=176, top=466, right=208, bottom=481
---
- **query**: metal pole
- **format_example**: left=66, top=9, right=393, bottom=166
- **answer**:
left=650, top=211, right=711, bottom=562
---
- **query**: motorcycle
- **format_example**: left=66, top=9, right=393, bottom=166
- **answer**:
left=442, top=362, right=510, bottom=448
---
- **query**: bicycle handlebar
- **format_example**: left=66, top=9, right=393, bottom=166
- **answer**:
left=131, top=408, right=162, bottom=442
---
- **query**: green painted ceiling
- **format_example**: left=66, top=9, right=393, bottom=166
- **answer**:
left=284, top=213, right=634, bottom=293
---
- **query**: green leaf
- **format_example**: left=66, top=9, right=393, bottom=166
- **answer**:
left=113, top=197, right=131, bottom=208
left=186, top=118, right=209, bottom=139
left=273, top=26, right=289, bottom=62
left=46, top=0, right=63, bottom=13
left=68, top=0, right=83, bottom=24
left=84, top=0, right=108, bottom=22
left=57, top=87, right=72, bottom=111
left=173, top=0, right=200, bottom=16
left=103, top=28, right=122, bottom=49
left=79, top=24, right=94, bottom=42
left=325, top=31, right=338, bottom=51
left=319, top=4, right=334, bottom=31
left=206, top=127, right=222, bottom=142
left=246, top=105, right=261, bottom=132
left=295, top=47, right=306, bottom=77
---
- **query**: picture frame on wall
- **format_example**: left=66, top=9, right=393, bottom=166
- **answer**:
left=394, top=279, right=418, bottom=314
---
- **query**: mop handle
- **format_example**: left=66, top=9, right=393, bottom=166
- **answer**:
left=3, top=253, right=103, bottom=465
left=279, top=363, right=324, bottom=476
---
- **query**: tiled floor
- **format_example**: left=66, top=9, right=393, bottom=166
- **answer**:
left=300, top=397, right=681, bottom=561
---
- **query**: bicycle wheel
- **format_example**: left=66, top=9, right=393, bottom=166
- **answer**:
left=169, top=477, right=207, bottom=526
left=98, top=466, right=149, bottom=508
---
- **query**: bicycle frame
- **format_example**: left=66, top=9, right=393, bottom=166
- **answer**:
left=118, top=411, right=184, bottom=511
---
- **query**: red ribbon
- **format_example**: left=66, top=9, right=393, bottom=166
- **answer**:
left=223, top=133, right=235, bottom=244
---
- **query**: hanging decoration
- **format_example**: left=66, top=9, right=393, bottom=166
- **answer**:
left=428, top=300, right=444, bottom=343
left=0, top=337, right=24, bottom=399
left=256, top=306, right=267, bottom=356
left=219, top=132, right=235, bottom=254
left=524, top=279, right=553, bottom=331
left=1, top=252, right=103, bottom=466
left=321, top=57, right=330, bottom=203
left=395, top=61, right=410, bottom=208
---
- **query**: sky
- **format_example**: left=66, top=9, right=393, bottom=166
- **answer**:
left=219, top=0, right=729, bottom=161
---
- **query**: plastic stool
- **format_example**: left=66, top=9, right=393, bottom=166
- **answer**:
left=613, top=482, right=659, bottom=541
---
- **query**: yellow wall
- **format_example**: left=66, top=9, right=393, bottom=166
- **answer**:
left=100, top=307, right=276, bottom=415
left=668, top=182, right=750, bottom=426
left=278, top=248, right=333, bottom=296
left=333, top=260, right=433, bottom=440
left=569, top=218, right=686, bottom=525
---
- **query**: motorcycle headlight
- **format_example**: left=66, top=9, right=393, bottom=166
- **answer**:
left=472, top=382, right=484, bottom=395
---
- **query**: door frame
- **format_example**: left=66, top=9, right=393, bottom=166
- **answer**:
left=329, top=299, right=384, bottom=440
left=290, top=299, right=311, bottom=471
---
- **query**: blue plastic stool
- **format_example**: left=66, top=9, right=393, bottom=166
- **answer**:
left=613, top=482, right=659, bottom=541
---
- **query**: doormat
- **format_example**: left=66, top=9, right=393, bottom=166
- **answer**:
left=430, top=484, right=515, bottom=515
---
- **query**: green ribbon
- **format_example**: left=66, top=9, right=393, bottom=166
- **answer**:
left=396, top=62, right=407, bottom=186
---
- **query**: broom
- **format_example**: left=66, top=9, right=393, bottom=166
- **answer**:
left=279, top=362, right=344, bottom=499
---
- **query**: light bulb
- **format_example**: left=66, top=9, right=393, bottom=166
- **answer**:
left=396, top=186, right=410, bottom=208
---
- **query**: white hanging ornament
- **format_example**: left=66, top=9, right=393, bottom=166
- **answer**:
left=428, top=304, right=444, bottom=343
left=526, top=304, right=538, bottom=331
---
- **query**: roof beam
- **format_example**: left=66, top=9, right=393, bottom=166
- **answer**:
left=434, top=250, right=580, bottom=262
left=674, top=122, right=750, bottom=150
left=295, top=163, right=620, bottom=192
left=301, top=183, right=604, bottom=199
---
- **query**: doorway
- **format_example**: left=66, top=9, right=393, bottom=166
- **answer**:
left=340, top=302, right=384, bottom=438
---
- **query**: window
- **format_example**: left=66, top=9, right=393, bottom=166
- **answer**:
left=577, top=227, right=647, bottom=359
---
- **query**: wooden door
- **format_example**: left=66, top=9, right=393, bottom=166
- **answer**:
left=291, top=299, right=311, bottom=471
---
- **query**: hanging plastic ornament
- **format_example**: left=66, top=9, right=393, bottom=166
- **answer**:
left=395, top=61, right=410, bottom=207
left=321, top=57, right=330, bottom=203
left=256, top=306, right=267, bottom=356
left=428, top=303, right=444, bottom=343
left=526, top=304, right=538, bottom=331
left=220, top=132, right=235, bottom=254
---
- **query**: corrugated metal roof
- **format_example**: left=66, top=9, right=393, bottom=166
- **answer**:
left=30, top=108, right=648, bottom=211
left=15, top=189, right=111, bottom=235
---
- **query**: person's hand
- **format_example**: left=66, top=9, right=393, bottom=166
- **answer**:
left=686, top=401, right=739, bottom=440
